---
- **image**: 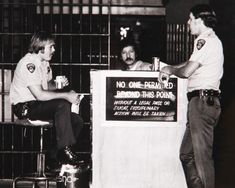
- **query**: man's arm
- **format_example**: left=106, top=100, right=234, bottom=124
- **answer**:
left=161, top=60, right=200, bottom=78
left=28, top=85, right=79, bottom=104
left=47, top=76, right=69, bottom=91
left=171, top=61, right=188, bottom=69
left=47, top=79, right=57, bottom=90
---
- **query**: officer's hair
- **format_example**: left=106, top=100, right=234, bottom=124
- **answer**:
left=28, top=31, right=55, bottom=53
left=190, top=4, right=217, bottom=29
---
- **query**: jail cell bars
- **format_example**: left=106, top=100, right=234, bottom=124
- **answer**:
left=167, top=23, right=194, bottom=64
left=0, top=123, right=54, bottom=179
left=0, top=0, right=111, bottom=179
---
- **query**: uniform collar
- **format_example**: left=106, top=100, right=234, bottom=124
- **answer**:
left=197, top=28, right=214, bottom=38
left=25, top=53, right=41, bottom=64
left=25, top=53, right=49, bottom=66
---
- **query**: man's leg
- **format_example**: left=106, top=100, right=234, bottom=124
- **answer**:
left=71, top=112, right=84, bottom=139
left=180, top=122, right=204, bottom=188
left=28, top=99, right=83, bottom=166
left=186, top=97, right=221, bottom=188
left=47, top=113, right=84, bottom=160
left=28, top=99, right=77, bottom=148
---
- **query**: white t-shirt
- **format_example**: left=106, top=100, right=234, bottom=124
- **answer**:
left=10, top=53, right=52, bottom=105
left=187, top=28, right=224, bottom=92
left=127, top=60, right=152, bottom=71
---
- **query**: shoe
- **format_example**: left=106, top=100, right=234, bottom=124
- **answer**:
left=77, top=162, right=91, bottom=173
left=46, top=160, right=62, bottom=173
left=58, top=146, right=84, bottom=166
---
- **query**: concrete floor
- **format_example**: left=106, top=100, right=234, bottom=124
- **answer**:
left=0, top=178, right=91, bottom=188
left=0, top=180, right=56, bottom=188
left=0, top=169, right=91, bottom=188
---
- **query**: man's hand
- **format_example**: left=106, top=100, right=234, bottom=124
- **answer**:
left=66, top=92, right=80, bottom=104
left=62, top=76, right=69, bottom=88
left=54, top=76, right=69, bottom=89
left=160, top=66, right=172, bottom=75
left=158, top=66, right=172, bottom=86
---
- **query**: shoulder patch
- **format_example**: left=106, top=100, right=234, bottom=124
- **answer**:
left=26, top=63, right=36, bottom=73
left=196, top=39, right=206, bottom=50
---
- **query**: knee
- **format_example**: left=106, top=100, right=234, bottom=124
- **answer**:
left=56, top=99, right=71, bottom=111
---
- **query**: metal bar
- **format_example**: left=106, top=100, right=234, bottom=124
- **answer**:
left=50, top=0, right=53, bottom=32
left=59, top=0, right=63, bottom=74
left=0, top=123, right=5, bottom=177
left=107, top=0, right=111, bottom=68
left=89, top=0, right=92, bottom=66
left=0, top=151, right=39, bottom=154
left=1, top=68, right=4, bottom=122
left=79, top=0, right=83, bottom=92
left=40, top=0, right=44, bottom=30
left=79, top=0, right=83, bottom=64
left=69, top=0, right=73, bottom=84
left=11, top=113, right=14, bottom=178
left=0, top=33, right=110, bottom=36
left=0, top=2, right=110, bottom=6
left=98, top=0, right=102, bottom=64
left=0, top=62, right=110, bottom=66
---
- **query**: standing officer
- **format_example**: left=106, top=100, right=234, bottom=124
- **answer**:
left=10, top=31, right=87, bottom=171
left=159, top=4, right=223, bottom=188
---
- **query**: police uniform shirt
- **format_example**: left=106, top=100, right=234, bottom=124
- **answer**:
left=187, top=28, right=224, bottom=92
left=10, top=53, right=52, bottom=105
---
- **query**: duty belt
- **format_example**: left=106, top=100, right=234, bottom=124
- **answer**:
left=13, top=101, right=36, bottom=119
left=187, top=89, right=220, bottom=101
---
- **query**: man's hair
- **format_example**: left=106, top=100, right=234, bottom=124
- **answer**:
left=28, top=31, right=55, bottom=53
left=119, top=38, right=139, bottom=56
left=190, top=4, right=217, bottom=29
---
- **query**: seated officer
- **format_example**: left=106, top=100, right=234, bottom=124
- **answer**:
left=9, top=31, right=88, bottom=172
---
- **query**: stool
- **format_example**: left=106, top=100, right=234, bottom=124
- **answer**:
left=12, top=119, right=57, bottom=188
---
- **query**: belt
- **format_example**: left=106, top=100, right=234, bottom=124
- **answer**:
left=187, top=89, right=220, bottom=101
left=13, top=101, right=36, bottom=119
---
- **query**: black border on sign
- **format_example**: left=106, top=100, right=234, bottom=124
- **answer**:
left=106, top=77, right=178, bottom=122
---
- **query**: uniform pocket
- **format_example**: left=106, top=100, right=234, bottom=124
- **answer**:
left=202, top=97, right=221, bottom=125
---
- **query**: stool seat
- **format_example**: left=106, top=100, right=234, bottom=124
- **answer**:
left=15, top=118, right=53, bottom=127
left=13, top=118, right=57, bottom=188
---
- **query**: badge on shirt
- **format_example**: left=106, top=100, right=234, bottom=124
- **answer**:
left=196, top=39, right=206, bottom=50
left=26, top=63, right=36, bottom=73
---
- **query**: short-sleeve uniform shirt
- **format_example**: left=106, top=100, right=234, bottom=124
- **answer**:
left=10, top=53, right=52, bottom=104
left=188, top=28, right=224, bottom=92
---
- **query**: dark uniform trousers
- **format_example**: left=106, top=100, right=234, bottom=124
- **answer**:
left=13, top=99, right=83, bottom=150
left=180, top=96, right=221, bottom=188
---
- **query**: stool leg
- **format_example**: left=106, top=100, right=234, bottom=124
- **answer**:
left=12, top=177, right=17, bottom=188
left=32, top=181, right=35, bottom=188
left=37, top=127, right=46, bottom=176
left=45, top=180, right=49, bottom=188
left=37, top=153, right=45, bottom=176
